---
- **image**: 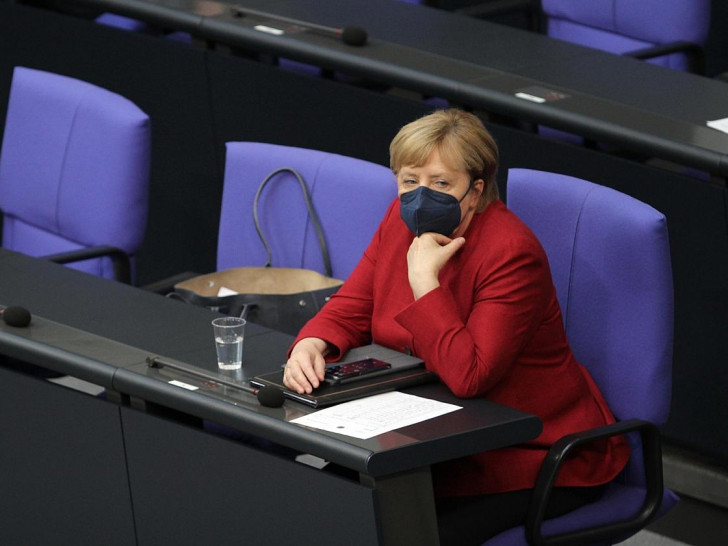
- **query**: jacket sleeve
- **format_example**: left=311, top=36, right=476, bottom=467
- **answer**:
left=394, top=236, right=553, bottom=398
left=291, top=201, right=398, bottom=360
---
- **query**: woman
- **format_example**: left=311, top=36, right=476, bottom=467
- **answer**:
left=284, top=109, right=630, bottom=543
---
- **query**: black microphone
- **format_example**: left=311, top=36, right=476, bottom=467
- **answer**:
left=256, top=384, right=286, bottom=408
left=230, top=6, right=368, bottom=47
left=339, top=26, right=368, bottom=47
left=146, top=356, right=285, bottom=408
left=0, top=305, right=32, bottom=327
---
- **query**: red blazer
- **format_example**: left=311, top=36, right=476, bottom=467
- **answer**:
left=294, top=199, right=630, bottom=497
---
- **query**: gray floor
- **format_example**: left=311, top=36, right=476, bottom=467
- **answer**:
left=643, top=444, right=728, bottom=546
left=619, top=531, right=689, bottom=546
left=635, top=495, right=728, bottom=546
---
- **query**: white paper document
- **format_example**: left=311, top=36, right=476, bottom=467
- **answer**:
left=290, top=391, right=462, bottom=439
left=707, top=117, right=728, bottom=134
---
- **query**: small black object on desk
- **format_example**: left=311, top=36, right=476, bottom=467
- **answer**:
left=146, top=355, right=285, bottom=408
left=0, top=305, right=32, bottom=327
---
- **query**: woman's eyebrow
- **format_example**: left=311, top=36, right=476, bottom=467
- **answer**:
left=399, top=167, right=458, bottom=179
left=401, top=170, right=451, bottom=177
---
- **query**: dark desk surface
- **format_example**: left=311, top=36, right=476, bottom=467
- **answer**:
left=74, top=0, right=728, bottom=176
left=0, top=249, right=542, bottom=477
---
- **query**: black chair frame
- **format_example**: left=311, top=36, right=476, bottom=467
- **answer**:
left=43, top=246, right=132, bottom=284
left=525, top=418, right=664, bottom=546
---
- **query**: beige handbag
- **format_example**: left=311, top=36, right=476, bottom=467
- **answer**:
left=171, top=168, right=343, bottom=336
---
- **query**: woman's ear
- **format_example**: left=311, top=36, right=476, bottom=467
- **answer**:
left=473, top=178, right=485, bottom=197
left=465, top=179, right=485, bottom=212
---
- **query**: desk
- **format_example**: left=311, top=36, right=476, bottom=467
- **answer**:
left=2, top=0, right=728, bottom=470
left=71, top=0, right=728, bottom=177
left=0, top=249, right=541, bottom=545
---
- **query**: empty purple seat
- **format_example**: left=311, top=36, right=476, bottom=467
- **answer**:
left=538, top=0, right=710, bottom=144
left=542, top=0, right=710, bottom=72
left=218, top=142, right=396, bottom=281
left=95, top=12, right=192, bottom=43
left=0, top=67, right=151, bottom=283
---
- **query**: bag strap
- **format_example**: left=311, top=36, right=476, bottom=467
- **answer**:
left=253, top=167, right=334, bottom=278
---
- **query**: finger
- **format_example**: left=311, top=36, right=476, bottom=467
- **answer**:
left=443, top=237, right=466, bottom=257
left=294, top=353, right=325, bottom=394
left=285, top=364, right=313, bottom=394
left=300, top=361, right=322, bottom=393
left=284, top=357, right=315, bottom=394
left=298, top=348, right=326, bottom=384
left=427, top=232, right=454, bottom=246
left=283, top=365, right=297, bottom=391
left=314, top=352, right=327, bottom=382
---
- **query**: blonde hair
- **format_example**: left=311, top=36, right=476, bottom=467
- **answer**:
left=389, top=109, right=499, bottom=211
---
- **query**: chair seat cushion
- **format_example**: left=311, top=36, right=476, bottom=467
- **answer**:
left=484, top=483, right=679, bottom=545
left=548, top=19, right=690, bottom=70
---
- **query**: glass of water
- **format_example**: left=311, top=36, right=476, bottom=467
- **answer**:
left=211, top=317, right=246, bottom=370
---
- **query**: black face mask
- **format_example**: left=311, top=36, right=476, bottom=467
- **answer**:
left=399, top=184, right=472, bottom=236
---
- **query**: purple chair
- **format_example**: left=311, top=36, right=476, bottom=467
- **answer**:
left=536, top=0, right=710, bottom=145
left=482, top=169, right=678, bottom=545
left=218, top=142, right=396, bottom=281
left=0, top=67, right=151, bottom=283
left=542, top=0, right=710, bottom=73
left=95, top=12, right=150, bottom=33
left=95, top=12, right=192, bottom=43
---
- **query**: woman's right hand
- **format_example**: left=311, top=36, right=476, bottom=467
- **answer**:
left=407, top=232, right=465, bottom=299
left=283, top=337, right=329, bottom=394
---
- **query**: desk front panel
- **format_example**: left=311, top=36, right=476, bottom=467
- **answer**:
left=0, top=365, right=136, bottom=544
left=121, top=405, right=381, bottom=545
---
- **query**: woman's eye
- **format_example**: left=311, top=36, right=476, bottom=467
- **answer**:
left=403, top=179, right=417, bottom=185
left=434, top=180, right=449, bottom=188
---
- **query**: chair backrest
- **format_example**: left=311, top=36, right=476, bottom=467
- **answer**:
left=95, top=12, right=150, bottom=32
left=541, top=0, right=710, bottom=71
left=506, top=169, right=673, bottom=426
left=95, top=12, right=192, bottom=43
left=0, top=66, right=151, bottom=280
left=218, top=142, right=397, bottom=280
